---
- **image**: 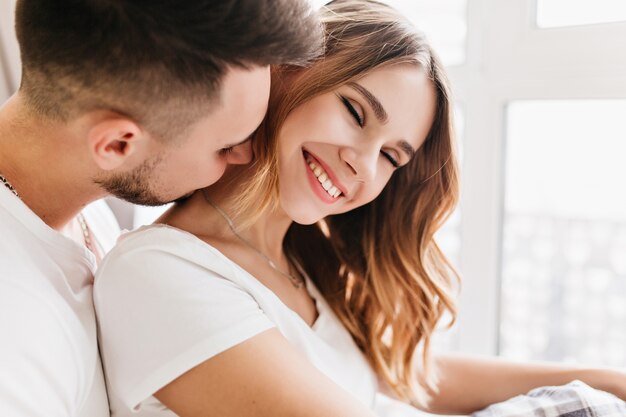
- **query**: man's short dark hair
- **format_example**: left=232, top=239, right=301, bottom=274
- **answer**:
left=15, top=0, right=322, bottom=139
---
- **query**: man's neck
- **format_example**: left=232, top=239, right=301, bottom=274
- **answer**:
left=0, top=94, right=105, bottom=230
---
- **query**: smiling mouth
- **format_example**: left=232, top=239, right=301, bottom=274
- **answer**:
left=303, top=151, right=343, bottom=199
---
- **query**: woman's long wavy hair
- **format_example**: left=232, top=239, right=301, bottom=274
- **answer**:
left=237, top=0, right=460, bottom=407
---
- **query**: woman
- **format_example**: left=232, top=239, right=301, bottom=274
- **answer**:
left=94, top=1, right=626, bottom=416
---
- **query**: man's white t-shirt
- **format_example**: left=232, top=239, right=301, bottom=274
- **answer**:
left=94, top=224, right=428, bottom=417
left=0, top=185, right=120, bottom=417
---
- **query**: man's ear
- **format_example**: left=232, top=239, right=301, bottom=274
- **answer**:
left=87, top=118, right=148, bottom=171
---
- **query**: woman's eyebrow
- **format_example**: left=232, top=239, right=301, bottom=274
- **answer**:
left=397, top=140, right=416, bottom=159
left=346, top=81, right=388, bottom=123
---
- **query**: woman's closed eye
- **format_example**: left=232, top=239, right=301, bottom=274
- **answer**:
left=218, top=146, right=235, bottom=156
left=381, top=150, right=400, bottom=168
left=339, top=95, right=364, bottom=127
left=218, top=132, right=254, bottom=157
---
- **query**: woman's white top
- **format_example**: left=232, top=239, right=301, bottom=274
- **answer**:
left=0, top=185, right=120, bottom=417
left=94, top=224, right=428, bottom=417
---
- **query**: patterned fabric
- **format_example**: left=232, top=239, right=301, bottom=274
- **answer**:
left=473, top=381, right=626, bottom=417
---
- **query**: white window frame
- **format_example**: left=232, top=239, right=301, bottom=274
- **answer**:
left=451, top=0, right=626, bottom=355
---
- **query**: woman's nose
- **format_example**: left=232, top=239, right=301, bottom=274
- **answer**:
left=339, top=146, right=377, bottom=182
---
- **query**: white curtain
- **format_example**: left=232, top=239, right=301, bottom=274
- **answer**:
left=0, top=0, right=19, bottom=99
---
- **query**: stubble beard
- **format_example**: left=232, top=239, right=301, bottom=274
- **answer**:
left=94, top=155, right=173, bottom=206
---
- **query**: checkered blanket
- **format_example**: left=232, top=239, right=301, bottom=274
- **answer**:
left=472, top=381, right=626, bottom=417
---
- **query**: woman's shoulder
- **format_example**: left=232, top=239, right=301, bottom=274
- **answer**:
left=116, top=223, right=208, bottom=249
left=94, top=223, right=239, bottom=293
left=104, top=223, right=225, bottom=263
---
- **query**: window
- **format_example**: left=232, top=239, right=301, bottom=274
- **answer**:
left=448, top=0, right=626, bottom=359
left=500, top=100, right=626, bottom=365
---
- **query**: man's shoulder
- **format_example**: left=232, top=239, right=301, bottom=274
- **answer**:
left=0, top=211, right=98, bottom=360
left=0, top=216, right=48, bottom=279
left=0, top=279, right=96, bottom=416
left=0, top=277, right=77, bottom=342
left=0, top=268, right=93, bottom=346
left=0, top=216, right=64, bottom=289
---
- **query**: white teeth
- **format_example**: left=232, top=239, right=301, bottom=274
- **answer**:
left=306, top=155, right=343, bottom=199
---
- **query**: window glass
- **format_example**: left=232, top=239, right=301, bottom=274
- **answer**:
left=500, top=100, right=626, bottom=366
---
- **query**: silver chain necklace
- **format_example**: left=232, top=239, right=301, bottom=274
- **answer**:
left=202, top=190, right=303, bottom=289
left=0, top=173, right=94, bottom=252
left=0, top=173, right=19, bottom=198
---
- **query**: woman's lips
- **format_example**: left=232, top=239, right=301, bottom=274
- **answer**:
left=302, top=150, right=345, bottom=204
left=302, top=149, right=348, bottom=196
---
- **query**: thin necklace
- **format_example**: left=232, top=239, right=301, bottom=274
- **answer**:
left=202, top=190, right=303, bottom=289
left=0, top=172, right=94, bottom=252
left=76, top=213, right=94, bottom=252
left=0, top=173, right=20, bottom=198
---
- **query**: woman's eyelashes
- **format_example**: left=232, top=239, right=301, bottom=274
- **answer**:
left=218, top=132, right=253, bottom=157
left=339, top=95, right=364, bottom=127
left=219, top=146, right=235, bottom=156
left=381, top=150, right=400, bottom=168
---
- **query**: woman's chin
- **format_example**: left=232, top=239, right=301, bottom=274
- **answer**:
left=289, top=213, right=323, bottom=226
left=279, top=194, right=326, bottom=226
left=282, top=205, right=324, bottom=226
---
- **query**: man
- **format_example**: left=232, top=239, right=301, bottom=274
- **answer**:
left=0, top=0, right=321, bottom=415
